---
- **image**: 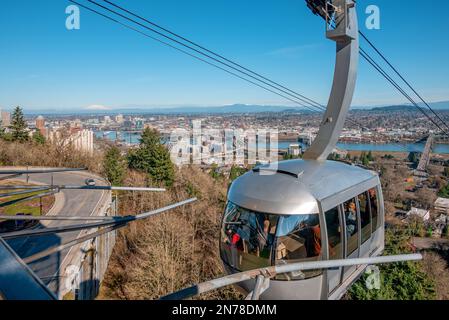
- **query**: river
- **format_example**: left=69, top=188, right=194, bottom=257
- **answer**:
left=94, top=131, right=449, bottom=154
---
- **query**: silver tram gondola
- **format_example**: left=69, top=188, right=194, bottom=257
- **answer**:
left=220, top=160, right=384, bottom=300
left=220, top=0, right=384, bottom=299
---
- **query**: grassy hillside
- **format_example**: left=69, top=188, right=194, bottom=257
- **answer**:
left=98, top=167, right=241, bottom=300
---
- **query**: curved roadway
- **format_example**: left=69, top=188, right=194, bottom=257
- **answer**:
left=1, top=169, right=109, bottom=296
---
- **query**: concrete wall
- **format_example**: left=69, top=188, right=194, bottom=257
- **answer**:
left=59, top=192, right=117, bottom=300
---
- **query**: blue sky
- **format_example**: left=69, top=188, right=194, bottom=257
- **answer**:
left=0, top=0, right=448, bottom=111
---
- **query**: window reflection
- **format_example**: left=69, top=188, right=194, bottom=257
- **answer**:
left=275, top=214, right=322, bottom=280
left=221, top=203, right=278, bottom=271
left=358, top=192, right=371, bottom=244
left=369, top=188, right=380, bottom=232
left=325, top=207, right=342, bottom=260
left=343, top=199, right=358, bottom=255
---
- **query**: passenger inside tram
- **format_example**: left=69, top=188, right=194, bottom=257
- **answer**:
left=221, top=203, right=324, bottom=278
left=275, top=214, right=322, bottom=280
left=344, top=201, right=357, bottom=237
left=276, top=215, right=321, bottom=260
left=344, top=199, right=359, bottom=255
left=369, top=188, right=379, bottom=229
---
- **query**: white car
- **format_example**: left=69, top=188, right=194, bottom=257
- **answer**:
left=85, top=178, right=96, bottom=186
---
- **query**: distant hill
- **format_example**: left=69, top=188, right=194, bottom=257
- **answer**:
left=22, top=100, right=449, bottom=116
left=423, top=101, right=449, bottom=110
left=24, top=104, right=316, bottom=116
left=370, top=101, right=449, bottom=112
left=370, top=105, right=415, bottom=112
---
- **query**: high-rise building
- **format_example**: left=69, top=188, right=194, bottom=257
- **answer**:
left=35, top=115, right=46, bottom=135
left=135, top=119, right=144, bottom=130
left=115, top=114, right=124, bottom=124
left=288, top=144, right=302, bottom=156
left=47, top=128, right=94, bottom=155
left=104, top=115, right=111, bottom=124
left=1, top=110, right=11, bottom=127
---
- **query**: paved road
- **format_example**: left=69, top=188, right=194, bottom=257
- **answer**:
left=1, top=169, right=109, bottom=296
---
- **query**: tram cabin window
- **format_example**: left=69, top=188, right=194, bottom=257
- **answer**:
left=343, top=199, right=358, bottom=255
left=275, top=214, right=322, bottom=280
left=369, top=188, right=381, bottom=232
left=221, top=203, right=323, bottom=280
left=358, top=192, right=371, bottom=244
left=325, top=207, right=343, bottom=260
left=220, top=203, right=278, bottom=271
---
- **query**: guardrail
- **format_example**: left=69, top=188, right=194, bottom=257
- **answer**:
left=161, top=254, right=422, bottom=300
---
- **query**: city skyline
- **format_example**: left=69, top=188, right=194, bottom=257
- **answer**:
left=0, top=0, right=448, bottom=111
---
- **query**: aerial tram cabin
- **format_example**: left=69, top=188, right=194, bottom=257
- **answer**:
left=220, top=0, right=386, bottom=300
left=220, top=160, right=384, bottom=300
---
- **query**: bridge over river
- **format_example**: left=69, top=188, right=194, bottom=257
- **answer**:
left=414, top=134, right=434, bottom=178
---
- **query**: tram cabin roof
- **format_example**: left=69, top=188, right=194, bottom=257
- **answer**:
left=228, top=160, right=379, bottom=216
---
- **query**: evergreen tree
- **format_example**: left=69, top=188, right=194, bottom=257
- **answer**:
left=0, top=119, right=4, bottom=139
left=128, top=128, right=175, bottom=187
left=444, top=225, right=449, bottom=238
left=229, top=165, right=247, bottom=181
left=209, top=163, right=221, bottom=180
left=408, top=152, right=420, bottom=164
left=103, top=146, right=127, bottom=186
left=360, top=152, right=366, bottom=164
left=438, top=183, right=449, bottom=198
left=32, top=131, right=46, bottom=145
left=10, top=106, right=29, bottom=142
left=362, top=153, right=370, bottom=166
left=443, top=166, right=449, bottom=178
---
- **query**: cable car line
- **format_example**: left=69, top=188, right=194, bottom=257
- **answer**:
left=98, top=0, right=326, bottom=111
left=73, top=0, right=420, bottom=151
left=360, top=50, right=447, bottom=153
left=360, top=48, right=438, bottom=123
left=72, top=0, right=371, bottom=129
left=0, top=0, right=427, bottom=301
left=359, top=31, right=449, bottom=130
left=84, top=0, right=326, bottom=111
left=70, top=1, right=380, bottom=136
left=72, top=0, right=426, bottom=157
left=68, top=0, right=328, bottom=115
left=69, top=0, right=329, bottom=114
left=360, top=49, right=449, bottom=136
left=310, top=4, right=449, bottom=137
left=92, top=1, right=386, bottom=133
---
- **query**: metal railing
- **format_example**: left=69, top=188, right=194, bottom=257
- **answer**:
left=161, top=254, right=422, bottom=300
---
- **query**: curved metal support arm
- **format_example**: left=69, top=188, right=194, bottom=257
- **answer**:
left=303, top=0, right=359, bottom=161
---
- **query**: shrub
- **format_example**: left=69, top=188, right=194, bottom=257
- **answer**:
left=103, top=146, right=127, bottom=186
left=347, top=225, right=436, bottom=300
